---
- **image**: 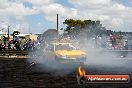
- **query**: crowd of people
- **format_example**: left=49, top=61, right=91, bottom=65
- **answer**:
left=0, top=33, right=132, bottom=51
left=93, top=34, right=132, bottom=50
left=0, top=36, right=39, bottom=51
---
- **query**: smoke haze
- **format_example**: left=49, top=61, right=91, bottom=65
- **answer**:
left=27, top=27, right=132, bottom=75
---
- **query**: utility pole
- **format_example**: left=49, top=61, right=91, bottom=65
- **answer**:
left=57, top=14, right=58, bottom=32
left=8, top=26, right=10, bottom=42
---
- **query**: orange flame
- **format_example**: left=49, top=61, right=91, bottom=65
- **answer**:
left=78, top=66, right=86, bottom=76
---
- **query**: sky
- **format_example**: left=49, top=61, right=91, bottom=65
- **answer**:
left=0, top=0, right=131, bottom=34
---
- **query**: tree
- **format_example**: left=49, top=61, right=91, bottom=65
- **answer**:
left=13, top=31, right=20, bottom=37
left=63, top=19, right=94, bottom=34
left=63, top=19, right=107, bottom=37
left=84, top=20, right=92, bottom=27
left=63, top=19, right=87, bottom=34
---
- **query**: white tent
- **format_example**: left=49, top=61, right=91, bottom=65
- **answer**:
left=15, top=34, right=30, bottom=37
left=0, top=31, right=6, bottom=35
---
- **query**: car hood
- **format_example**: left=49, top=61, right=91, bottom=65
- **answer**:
left=55, top=50, right=86, bottom=57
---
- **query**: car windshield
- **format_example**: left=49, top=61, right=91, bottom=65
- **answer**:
left=55, top=44, right=76, bottom=50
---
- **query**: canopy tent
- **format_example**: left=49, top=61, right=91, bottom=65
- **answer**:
left=0, top=31, right=7, bottom=35
left=15, top=34, right=30, bottom=37
left=15, top=34, right=38, bottom=40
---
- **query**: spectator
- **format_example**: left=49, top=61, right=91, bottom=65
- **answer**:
left=3, top=36, right=6, bottom=45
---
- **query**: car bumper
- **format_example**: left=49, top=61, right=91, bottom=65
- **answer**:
left=55, top=56, right=86, bottom=63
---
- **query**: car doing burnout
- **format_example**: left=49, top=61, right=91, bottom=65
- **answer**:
left=53, top=43, right=87, bottom=63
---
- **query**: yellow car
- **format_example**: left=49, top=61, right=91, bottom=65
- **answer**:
left=53, top=43, right=86, bottom=63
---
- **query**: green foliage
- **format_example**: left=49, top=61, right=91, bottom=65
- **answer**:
left=63, top=19, right=86, bottom=33
left=13, top=31, right=20, bottom=37
left=63, top=19, right=106, bottom=37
